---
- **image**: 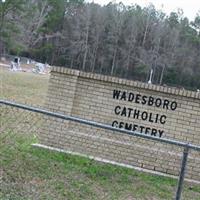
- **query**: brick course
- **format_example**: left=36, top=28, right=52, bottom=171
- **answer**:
left=40, top=66, right=200, bottom=181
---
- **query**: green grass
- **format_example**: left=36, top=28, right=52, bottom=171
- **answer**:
left=0, top=67, right=200, bottom=199
left=0, top=67, right=49, bottom=106
left=0, top=132, right=200, bottom=200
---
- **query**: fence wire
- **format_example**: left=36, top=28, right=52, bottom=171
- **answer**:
left=0, top=102, right=200, bottom=200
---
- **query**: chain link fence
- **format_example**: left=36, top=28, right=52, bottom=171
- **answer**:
left=1, top=101, right=200, bottom=200
left=1, top=53, right=200, bottom=199
left=1, top=103, right=126, bottom=200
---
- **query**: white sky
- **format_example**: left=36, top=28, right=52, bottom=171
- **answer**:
left=86, top=0, right=200, bottom=21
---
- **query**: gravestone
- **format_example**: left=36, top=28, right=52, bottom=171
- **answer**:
left=10, top=57, right=21, bottom=71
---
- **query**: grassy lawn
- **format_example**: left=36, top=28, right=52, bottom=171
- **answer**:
left=0, top=67, right=200, bottom=199
left=0, top=67, right=49, bottom=106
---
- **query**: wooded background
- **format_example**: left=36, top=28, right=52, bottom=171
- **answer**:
left=1, top=0, right=200, bottom=90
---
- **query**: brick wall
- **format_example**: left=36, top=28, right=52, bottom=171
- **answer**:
left=40, top=66, right=200, bottom=182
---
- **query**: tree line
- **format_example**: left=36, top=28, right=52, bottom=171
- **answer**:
left=1, top=0, right=200, bottom=90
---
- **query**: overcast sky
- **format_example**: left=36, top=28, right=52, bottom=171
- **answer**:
left=86, top=0, right=200, bottom=21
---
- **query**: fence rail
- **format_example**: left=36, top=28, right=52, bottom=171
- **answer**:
left=1, top=99, right=200, bottom=200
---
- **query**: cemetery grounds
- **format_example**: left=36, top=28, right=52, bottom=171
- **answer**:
left=0, top=66, right=200, bottom=200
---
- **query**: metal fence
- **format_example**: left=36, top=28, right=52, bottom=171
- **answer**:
left=1, top=99, right=200, bottom=200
